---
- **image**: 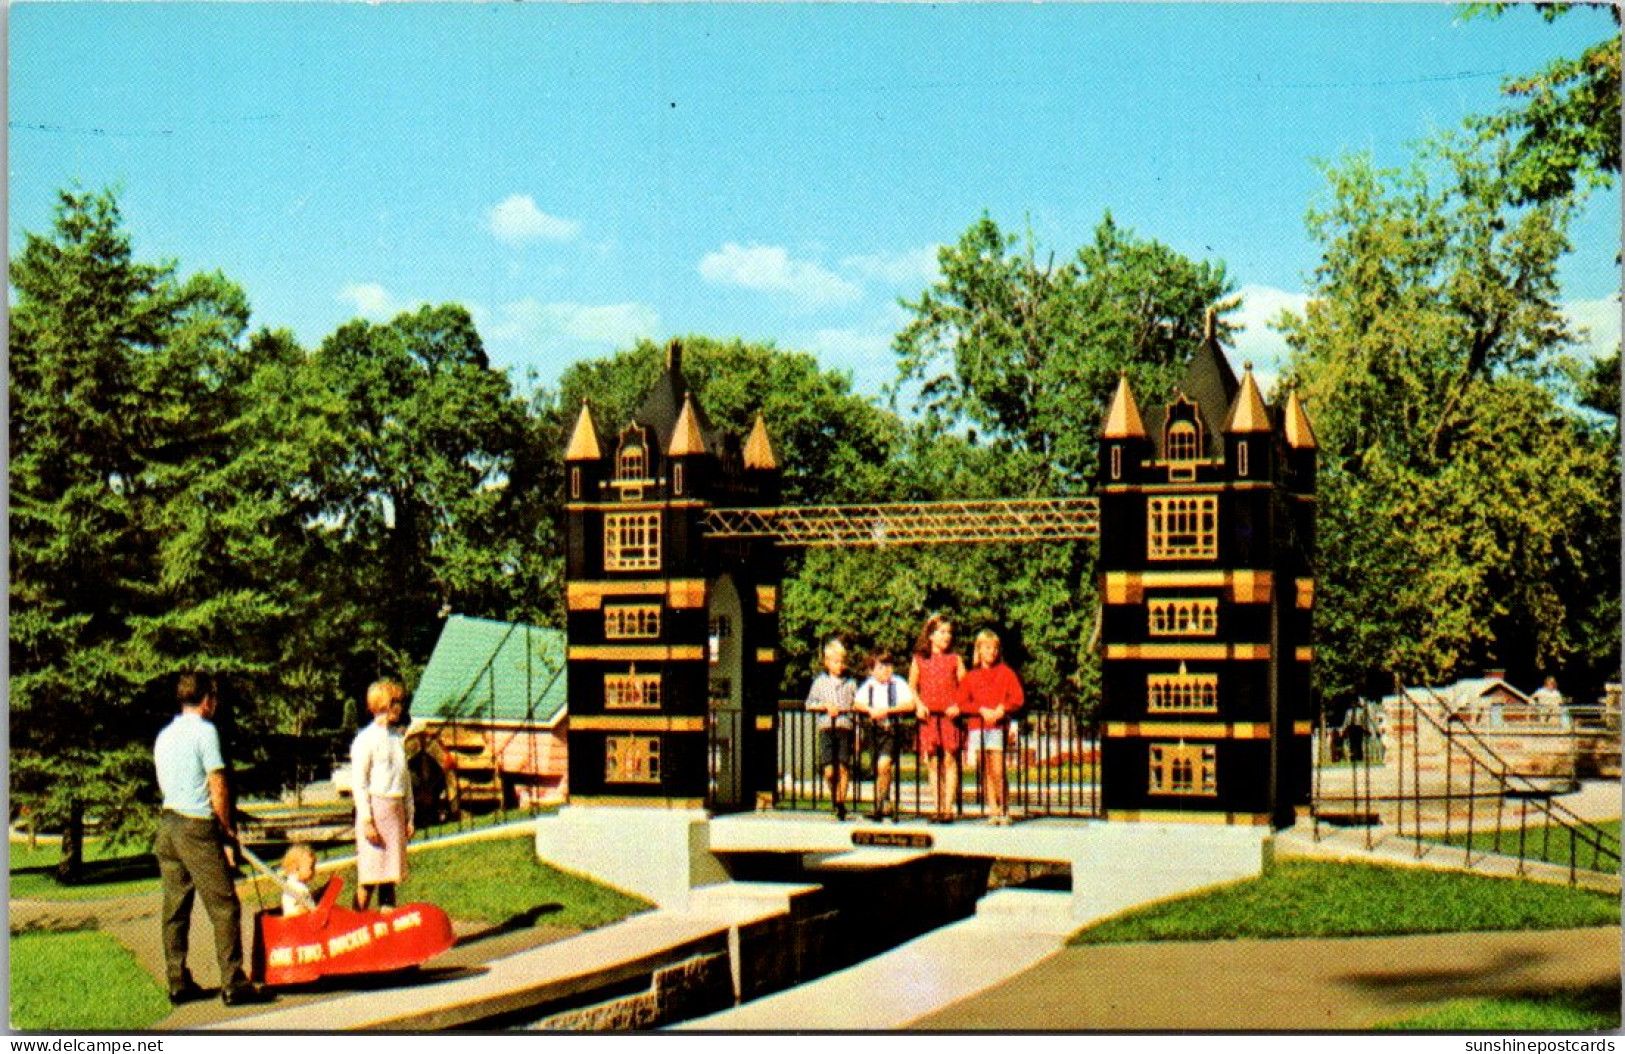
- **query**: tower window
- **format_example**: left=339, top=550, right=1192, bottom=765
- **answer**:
left=1167, top=421, right=1199, bottom=462
left=604, top=512, right=662, bottom=571
left=604, top=670, right=662, bottom=709
left=674, top=462, right=684, bottom=496
left=1148, top=597, right=1219, bottom=637
left=605, top=736, right=661, bottom=783
left=1147, top=667, right=1219, bottom=712
left=1147, top=496, right=1219, bottom=560
left=1149, top=743, right=1217, bottom=796
left=605, top=604, right=661, bottom=639
left=570, top=467, right=581, bottom=500
left=1111, top=445, right=1122, bottom=480
left=1237, top=440, right=1250, bottom=478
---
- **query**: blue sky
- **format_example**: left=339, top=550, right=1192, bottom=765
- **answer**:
left=11, top=3, right=1621, bottom=400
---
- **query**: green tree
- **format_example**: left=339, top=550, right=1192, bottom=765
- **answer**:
left=310, top=305, right=558, bottom=682
left=9, top=190, right=328, bottom=875
left=1466, top=3, right=1621, bottom=204
left=887, top=214, right=1238, bottom=713
left=1280, top=139, right=1618, bottom=698
left=894, top=213, right=1237, bottom=490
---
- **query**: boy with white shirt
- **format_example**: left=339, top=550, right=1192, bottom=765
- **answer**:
left=853, top=650, right=915, bottom=822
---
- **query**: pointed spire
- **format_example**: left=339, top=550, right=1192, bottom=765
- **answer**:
left=667, top=393, right=707, bottom=457
left=1222, top=363, right=1272, bottom=434
left=1283, top=388, right=1318, bottom=450
left=744, top=412, right=779, bottom=470
left=565, top=400, right=603, bottom=461
left=1102, top=371, right=1148, bottom=439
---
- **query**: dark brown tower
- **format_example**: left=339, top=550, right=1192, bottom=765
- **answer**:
left=1096, top=339, right=1317, bottom=827
left=564, top=341, right=782, bottom=810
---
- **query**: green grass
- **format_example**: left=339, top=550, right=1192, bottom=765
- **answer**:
left=1435, top=818, right=1621, bottom=872
left=7, top=840, right=162, bottom=901
left=244, top=831, right=652, bottom=929
left=1378, top=985, right=1622, bottom=1031
left=1070, top=859, right=1621, bottom=945
left=10, top=929, right=171, bottom=1031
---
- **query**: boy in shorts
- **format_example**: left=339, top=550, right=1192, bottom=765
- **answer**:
left=805, top=638, right=857, bottom=820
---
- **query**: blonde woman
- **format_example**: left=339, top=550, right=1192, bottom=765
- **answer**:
left=351, top=680, right=413, bottom=910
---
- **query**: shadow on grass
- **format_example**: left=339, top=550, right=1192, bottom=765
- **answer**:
left=15, top=854, right=161, bottom=886
left=456, top=903, right=565, bottom=946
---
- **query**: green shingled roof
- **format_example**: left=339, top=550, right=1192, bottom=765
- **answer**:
left=412, top=615, right=567, bottom=727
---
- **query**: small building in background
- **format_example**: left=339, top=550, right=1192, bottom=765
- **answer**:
left=407, top=614, right=569, bottom=819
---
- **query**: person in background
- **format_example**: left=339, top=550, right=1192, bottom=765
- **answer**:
left=853, top=649, right=915, bottom=822
left=153, top=673, right=272, bottom=1007
left=805, top=638, right=858, bottom=820
left=960, top=629, right=1025, bottom=825
left=910, top=615, right=967, bottom=824
left=352, top=679, right=414, bottom=911
left=1532, top=676, right=1565, bottom=708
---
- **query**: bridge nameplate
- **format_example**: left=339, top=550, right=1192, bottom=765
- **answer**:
left=853, top=830, right=932, bottom=849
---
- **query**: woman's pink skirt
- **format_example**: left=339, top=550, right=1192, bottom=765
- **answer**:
left=356, top=796, right=408, bottom=885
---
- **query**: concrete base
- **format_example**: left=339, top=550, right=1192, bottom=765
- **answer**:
left=1067, top=822, right=1273, bottom=924
left=534, top=806, right=729, bottom=910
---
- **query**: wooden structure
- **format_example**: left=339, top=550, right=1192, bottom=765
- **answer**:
left=1095, top=333, right=1318, bottom=827
left=564, top=341, right=783, bottom=810
left=408, top=615, right=568, bottom=817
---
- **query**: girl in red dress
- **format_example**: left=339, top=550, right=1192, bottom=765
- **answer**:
left=909, top=614, right=966, bottom=823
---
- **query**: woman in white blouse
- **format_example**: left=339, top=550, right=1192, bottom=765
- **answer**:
left=351, top=680, right=414, bottom=910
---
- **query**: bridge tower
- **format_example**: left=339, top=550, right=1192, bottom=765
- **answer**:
left=563, top=340, right=782, bottom=811
left=1096, top=333, right=1317, bottom=828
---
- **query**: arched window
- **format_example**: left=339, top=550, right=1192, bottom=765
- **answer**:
left=617, top=443, right=646, bottom=481
left=1167, top=420, right=1199, bottom=462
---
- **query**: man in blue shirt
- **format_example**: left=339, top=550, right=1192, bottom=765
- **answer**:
left=153, top=673, right=271, bottom=1006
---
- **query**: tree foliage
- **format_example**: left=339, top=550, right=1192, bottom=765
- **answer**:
left=1280, top=139, right=1619, bottom=699
left=894, top=213, right=1237, bottom=489
left=1466, top=3, right=1621, bottom=204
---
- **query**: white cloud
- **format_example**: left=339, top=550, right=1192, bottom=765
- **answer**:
left=337, top=282, right=423, bottom=321
left=485, top=195, right=581, bottom=244
left=1229, top=284, right=1310, bottom=397
left=1564, top=296, right=1622, bottom=359
left=795, top=302, right=912, bottom=397
left=841, top=245, right=942, bottom=288
left=698, top=242, right=862, bottom=308
left=476, top=298, right=659, bottom=348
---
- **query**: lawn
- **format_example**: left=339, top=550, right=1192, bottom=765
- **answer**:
left=242, top=829, right=652, bottom=929
left=1434, top=818, right=1621, bottom=872
left=1070, top=859, right=1621, bottom=945
left=10, top=929, right=170, bottom=1032
left=1379, top=985, right=1622, bottom=1031
left=8, top=840, right=162, bottom=901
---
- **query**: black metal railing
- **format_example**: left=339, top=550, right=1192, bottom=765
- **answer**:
left=759, top=704, right=1101, bottom=820
left=1310, top=679, right=1620, bottom=886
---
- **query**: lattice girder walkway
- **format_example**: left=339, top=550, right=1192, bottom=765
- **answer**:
left=704, top=498, right=1100, bottom=547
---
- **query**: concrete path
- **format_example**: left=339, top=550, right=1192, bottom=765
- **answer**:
left=914, top=926, right=1622, bottom=1031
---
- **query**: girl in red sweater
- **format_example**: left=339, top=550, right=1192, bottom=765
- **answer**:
left=910, top=614, right=966, bottom=824
left=960, top=629, right=1024, bottom=825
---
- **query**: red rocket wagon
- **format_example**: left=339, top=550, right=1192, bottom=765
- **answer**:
left=250, top=874, right=456, bottom=986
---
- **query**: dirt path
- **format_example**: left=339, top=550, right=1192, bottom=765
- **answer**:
left=913, top=926, right=1623, bottom=1031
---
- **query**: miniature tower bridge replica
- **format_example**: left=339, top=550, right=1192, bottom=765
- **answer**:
left=559, top=339, right=1316, bottom=828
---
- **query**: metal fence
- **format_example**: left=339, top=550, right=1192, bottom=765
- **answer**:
left=1309, top=683, right=1620, bottom=886
left=755, top=704, right=1100, bottom=820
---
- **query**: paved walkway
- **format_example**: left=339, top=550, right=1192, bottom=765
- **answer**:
left=913, top=926, right=1622, bottom=1031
